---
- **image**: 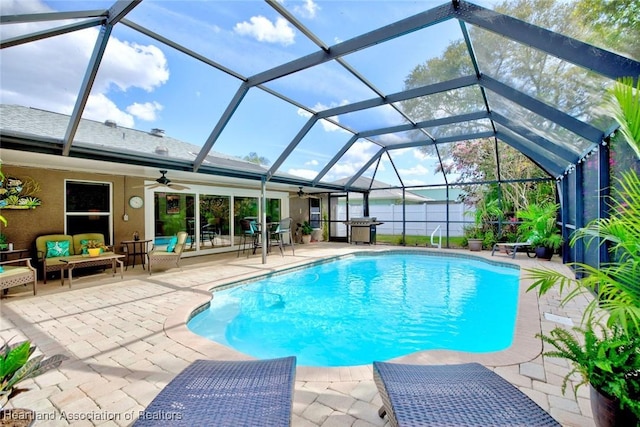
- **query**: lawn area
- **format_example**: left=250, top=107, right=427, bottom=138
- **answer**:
left=376, top=234, right=465, bottom=248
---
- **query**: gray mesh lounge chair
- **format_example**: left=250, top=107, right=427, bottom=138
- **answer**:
left=134, top=356, right=296, bottom=426
left=491, top=241, right=535, bottom=259
left=373, top=362, right=560, bottom=427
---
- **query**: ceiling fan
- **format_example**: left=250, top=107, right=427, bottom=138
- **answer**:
left=134, top=170, right=190, bottom=191
left=290, top=186, right=320, bottom=199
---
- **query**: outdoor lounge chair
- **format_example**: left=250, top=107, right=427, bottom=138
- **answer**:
left=134, top=356, right=296, bottom=426
left=373, top=362, right=560, bottom=427
left=491, top=240, right=535, bottom=259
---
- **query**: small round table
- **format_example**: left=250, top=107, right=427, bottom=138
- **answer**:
left=121, top=239, right=152, bottom=270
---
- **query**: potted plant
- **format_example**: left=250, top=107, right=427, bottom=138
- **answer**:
left=1, top=339, right=68, bottom=425
left=0, top=232, right=7, bottom=251
left=463, top=225, right=484, bottom=251
left=536, top=322, right=639, bottom=426
left=526, top=77, right=640, bottom=426
left=82, top=239, right=108, bottom=257
left=516, top=202, right=562, bottom=259
left=298, top=221, right=313, bottom=244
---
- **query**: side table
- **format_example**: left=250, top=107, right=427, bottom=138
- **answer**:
left=0, top=248, right=30, bottom=262
left=121, top=239, right=152, bottom=270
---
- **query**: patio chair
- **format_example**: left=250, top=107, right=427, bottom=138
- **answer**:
left=237, top=219, right=258, bottom=257
left=134, top=356, right=296, bottom=426
left=270, top=217, right=295, bottom=256
left=147, top=231, right=188, bottom=275
left=373, top=361, right=560, bottom=427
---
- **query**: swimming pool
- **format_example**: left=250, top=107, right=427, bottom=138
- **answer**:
left=188, top=252, right=520, bottom=367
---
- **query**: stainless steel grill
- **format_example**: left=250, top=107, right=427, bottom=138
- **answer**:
left=343, top=217, right=384, bottom=244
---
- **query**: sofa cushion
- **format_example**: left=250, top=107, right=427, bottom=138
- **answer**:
left=36, top=234, right=74, bottom=258
left=46, top=240, right=70, bottom=258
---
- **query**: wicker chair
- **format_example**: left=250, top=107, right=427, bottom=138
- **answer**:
left=373, top=361, right=560, bottom=427
left=134, top=356, right=296, bottom=426
left=147, top=231, right=188, bottom=275
left=1, top=258, right=37, bottom=296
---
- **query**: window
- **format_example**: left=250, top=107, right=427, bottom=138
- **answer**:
left=199, top=195, right=231, bottom=249
left=65, top=180, right=112, bottom=243
left=154, top=192, right=196, bottom=251
left=309, top=198, right=321, bottom=228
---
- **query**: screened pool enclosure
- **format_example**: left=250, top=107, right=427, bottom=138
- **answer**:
left=1, top=0, right=639, bottom=269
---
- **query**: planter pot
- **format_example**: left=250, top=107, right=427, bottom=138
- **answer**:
left=590, top=385, right=638, bottom=427
left=467, top=239, right=483, bottom=251
left=534, top=246, right=553, bottom=260
left=301, top=235, right=311, bottom=244
left=87, top=248, right=101, bottom=257
left=311, top=228, right=323, bottom=242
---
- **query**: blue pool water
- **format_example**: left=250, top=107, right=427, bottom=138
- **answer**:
left=188, top=252, right=520, bottom=367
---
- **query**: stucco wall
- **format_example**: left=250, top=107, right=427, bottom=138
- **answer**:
left=1, top=165, right=146, bottom=255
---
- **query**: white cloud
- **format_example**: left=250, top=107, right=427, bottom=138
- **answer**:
left=330, top=162, right=357, bottom=178
left=305, top=159, right=319, bottom=166
left=293, top=0, right=320, bottom=19
left=297, top=101, right=352, bottom=133
left=234, top=16, right=295, bottom=46
left=126, top=101, right=164, bottom=121
left=83, top=94, right=135, bottom=128
left=96, top=41, right=169, bottom=93
left=0, top=0, right=169, bottom=128
left=413, top=149, right=436, bottom=161
left=287, top=168, right=318, bottom=180
left=399, top=164, right=430, bottom=176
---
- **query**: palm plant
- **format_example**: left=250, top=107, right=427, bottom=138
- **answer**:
left=608, top=76, right=640, bottom=158
left=516, top=202, right=563, bottom=250
left=526, top=171, right=640, bottom=333
left=526, top=76, right=640, bottom=425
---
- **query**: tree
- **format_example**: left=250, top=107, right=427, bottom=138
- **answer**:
left=400, top=0, right=614, bottom=215
left=243, top=152, right=270, bottom=166
left=574, top=0, right=640, bottom=60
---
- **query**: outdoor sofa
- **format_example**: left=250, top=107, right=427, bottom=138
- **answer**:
left=35, top=233, right=114, bottom=283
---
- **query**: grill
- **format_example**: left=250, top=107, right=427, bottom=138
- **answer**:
left=344, top=217, right=384, bottom=244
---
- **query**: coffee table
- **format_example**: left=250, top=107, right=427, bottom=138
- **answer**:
left=59, top=253, right=125, bottom=288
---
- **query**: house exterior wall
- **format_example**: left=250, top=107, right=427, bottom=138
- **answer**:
left=1, top=164, right=146, bottom=255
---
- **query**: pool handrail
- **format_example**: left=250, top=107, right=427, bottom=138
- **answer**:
left=430, top=225, right=442, bottom=249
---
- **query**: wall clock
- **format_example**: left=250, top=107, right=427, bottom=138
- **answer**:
left=129, top=196, right=144, bottom=209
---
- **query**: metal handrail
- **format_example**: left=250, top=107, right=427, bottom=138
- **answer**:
left=430, top=225, right=442, bottom=249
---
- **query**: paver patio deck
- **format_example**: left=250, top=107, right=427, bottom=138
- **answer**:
left=1, top=243, right=595, bottom=426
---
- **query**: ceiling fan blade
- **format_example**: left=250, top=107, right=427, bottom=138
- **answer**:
left=168, top=183, right=189, bottom=191
left=132, top=183, right=162, bottom=189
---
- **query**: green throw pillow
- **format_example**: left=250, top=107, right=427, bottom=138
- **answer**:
left=46, top=240, right=70, bottom=258
left=166, top=236, right=178, bottom=252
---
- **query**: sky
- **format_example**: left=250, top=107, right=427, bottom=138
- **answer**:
left=0, top=0, right=503, bottom=187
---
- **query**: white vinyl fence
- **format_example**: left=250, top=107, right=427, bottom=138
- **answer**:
left=349, top=202, right=474, bottom=237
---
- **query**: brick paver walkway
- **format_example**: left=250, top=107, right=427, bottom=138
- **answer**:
left=1, top=244, right=595, bottom=426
